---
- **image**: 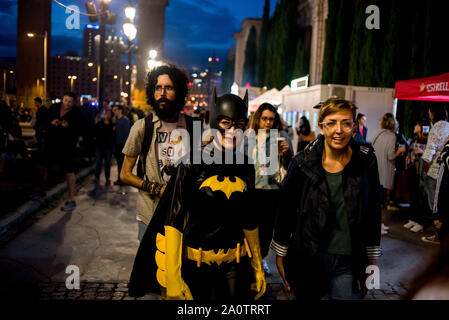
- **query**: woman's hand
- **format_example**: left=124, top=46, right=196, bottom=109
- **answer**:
left=275, top=255, right=291, bottom=291
left=280, top=141, right=289, bottom=154
left=61, top=119, right=69, bottom=128
left=413, top=147, right=424, bottom=155
left=51, top=119, right=61, bottom=126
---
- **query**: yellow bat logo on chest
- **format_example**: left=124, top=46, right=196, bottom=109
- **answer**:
left=199, top=175, right=247, bottom=199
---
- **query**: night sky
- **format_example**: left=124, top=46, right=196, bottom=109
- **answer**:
left=0, top=0, right=276, bottom=71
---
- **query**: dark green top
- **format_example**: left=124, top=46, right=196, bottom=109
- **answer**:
left=324, top=170, right=352, bottom=255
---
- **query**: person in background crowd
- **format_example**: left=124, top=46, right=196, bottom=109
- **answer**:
left=202, top=110, right=210, bottom=132
left=36, top=92, right=83, bottom=210
left=353, top=113, right=367, bottom=144
left=112, top=105, right=131, bottom=186
left=33, top=97, right=49, bottom=150
left=249, top=103, right=292, bottom=277
left=433, top=137, right=449, bottom=243
left=126, top=106, right=139, bottom=126
left=372, top=113, right=406, bottom=234
left=271, top=97, right=382, bottom=300
left=94, top=109, right=115, bottom=185
left=95, top=99, right=110, bottom=124
left=391, top=122, right=409, bottom=207
left=421, top=105, right=449, bottom=245
left=403, top=120, right=431, bottom=233
left=296, top=116, right=316, bottom=153
left=80, top=97, right=98, bottom=161
left=0, top=100, right=13, bottom=177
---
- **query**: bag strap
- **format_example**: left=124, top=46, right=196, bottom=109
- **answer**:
left=137, top=113, right=154, bottom=179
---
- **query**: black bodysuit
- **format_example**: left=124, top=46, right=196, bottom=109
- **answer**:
left=128, top=145, right=256, bottom=300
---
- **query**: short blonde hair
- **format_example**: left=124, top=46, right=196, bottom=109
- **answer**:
left=380, top=113, right=396, bottom=130
left=319, top=96, right=357, bottom=124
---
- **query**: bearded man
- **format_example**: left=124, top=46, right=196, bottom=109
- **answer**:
left=121, top=64, right=200, bottom=242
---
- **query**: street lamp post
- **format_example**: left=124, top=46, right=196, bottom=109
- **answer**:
left=68, top=75, right=77, bottom=91
left=27, top=32, right=48, bottom=105
left=123, top=1, right=136, bottom=107
left=96, top=0, right=117, bottom=107
left=147, top=50, right=160, bottom=70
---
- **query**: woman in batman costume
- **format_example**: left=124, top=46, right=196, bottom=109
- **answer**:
left=128, top=90, right=266, bottom=300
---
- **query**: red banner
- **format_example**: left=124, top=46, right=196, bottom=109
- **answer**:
left=394, top=72, right=449, bottom=101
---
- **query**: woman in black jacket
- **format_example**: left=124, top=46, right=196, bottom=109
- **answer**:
left=270, top=97, right=382, bottom=300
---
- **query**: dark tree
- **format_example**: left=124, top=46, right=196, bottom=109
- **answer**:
left=321, top=0, right=338, bottom=84
left=347, top=0, right=365, bottom=85
left=256, top=0, right=270, bottom=87
left=331, top=0, right=355, bottom=84
left=293, top=30, right=310, bottom=79
left=243, top=27, right=258, bottom=86
left=265, top=0, right=299, bottom=89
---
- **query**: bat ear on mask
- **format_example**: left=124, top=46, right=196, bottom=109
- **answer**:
left=243, top=89, right=248, bottom=108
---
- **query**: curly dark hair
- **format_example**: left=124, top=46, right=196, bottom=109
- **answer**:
left=145, top=64, right=188, bottom=110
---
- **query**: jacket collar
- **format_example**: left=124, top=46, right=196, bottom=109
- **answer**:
left=301, top=135, right=364, bottom=180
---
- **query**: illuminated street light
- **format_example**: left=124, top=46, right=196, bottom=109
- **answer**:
left=68, top=75, right=77, bottom=91
left=27, top=33, right=35, bottom=38
left=147, top=59, right=161, bottom=70
left=123, top=19, right=137, bottom=41
left=125, top=1, right=136, bottom=20
left=231, top=82, right=239, bottom=95
left=88, top=62, right=94, bottom=67
left=149, top=50, right=157, bottom=59
left=123, top=2, right=136, bottom=106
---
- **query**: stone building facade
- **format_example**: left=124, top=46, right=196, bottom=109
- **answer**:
left=232, top=0, right=328, bottom=87
left=233, top=18, right=262, bottom=87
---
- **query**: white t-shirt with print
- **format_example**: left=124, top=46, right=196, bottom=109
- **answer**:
left=157, top=120, right=186, bottom=182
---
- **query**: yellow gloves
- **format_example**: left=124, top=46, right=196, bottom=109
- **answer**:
left=164, top=226, right=193, bottom=300
left=243, top=227, right=266, bottom=300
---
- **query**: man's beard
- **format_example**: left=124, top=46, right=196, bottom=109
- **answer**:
left=154, top=97, right=178, bottom=119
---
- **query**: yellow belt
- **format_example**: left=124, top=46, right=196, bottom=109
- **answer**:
left=184, top=238, right=252, bottom=267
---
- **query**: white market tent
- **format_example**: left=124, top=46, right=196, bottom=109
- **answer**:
left=248, top=88, right=283, bottom=112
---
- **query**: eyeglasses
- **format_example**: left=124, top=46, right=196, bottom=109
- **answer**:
left=320, top=120, right=354, bottom=132
left=261, top=116, right=275, bottom=122
left=218, top=119, right=247, bottom=130
left=155, top=85, right=175, bottom=93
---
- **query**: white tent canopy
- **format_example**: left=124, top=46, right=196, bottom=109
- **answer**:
left=280, top=85, right=291, bottom=93
left=249, top=88, right=282, bottom=112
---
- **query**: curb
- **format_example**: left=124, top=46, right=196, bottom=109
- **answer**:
left=0, top=165, right=95, bottom=242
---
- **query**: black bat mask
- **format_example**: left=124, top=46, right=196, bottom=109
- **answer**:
left=210, top=89, right=249, bottom=134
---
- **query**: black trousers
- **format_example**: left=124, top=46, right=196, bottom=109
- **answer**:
left=253, top=189, right=281, bottom=258
left=114, top=144, right=125, bottom=181
left=182, top=257, right=253, bottom=301
left=406, top=165, right=433, bottom=227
